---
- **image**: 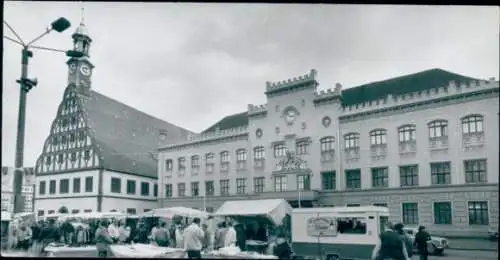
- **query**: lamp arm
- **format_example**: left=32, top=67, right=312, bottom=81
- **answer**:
left=3, top=20, right=25, bottom=46
left=3, top=35, right=24, bottom=46
left=26, top=27, right=52, bottom=46
left=29, top=44, right=67, bottom=54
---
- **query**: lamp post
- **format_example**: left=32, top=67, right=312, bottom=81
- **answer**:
left=3, top=17, right=71, bottom=213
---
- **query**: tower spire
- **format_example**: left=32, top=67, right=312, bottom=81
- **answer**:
left=80, top=5, right=85, bottom=25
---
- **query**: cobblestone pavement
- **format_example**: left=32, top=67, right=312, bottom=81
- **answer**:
left=447, top=238, right=498, bottom=251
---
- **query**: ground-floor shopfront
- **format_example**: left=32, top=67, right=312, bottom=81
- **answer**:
left=160, top=183, right=498, bottom=238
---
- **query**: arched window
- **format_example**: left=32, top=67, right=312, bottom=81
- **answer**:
left=398, top=125, right=416, bottom=143
left=320, top=136, right=335, bottom=152
left=296, top=140, right=310, bottom=155
left=191, top=155, right=200, bottom=169
left=236, top=149, right=247, bottom=162
left=253, top=146, right=265, bottom=160
left=369, top=129, right=387, bottom=146
left=220, top=151, right=230, bottom=163
left=428, top=120, right=448, bottom=138
left=344, top=133, right=360, bottom=149
left=461, top=115, right=484, bottom=135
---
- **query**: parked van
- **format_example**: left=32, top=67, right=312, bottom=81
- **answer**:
left=292, top=206, right=389, bottom=260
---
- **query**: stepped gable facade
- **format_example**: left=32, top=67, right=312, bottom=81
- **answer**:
left=34, top=21, right=192, bottom=216
left=158, top=68, right=499, bottom=238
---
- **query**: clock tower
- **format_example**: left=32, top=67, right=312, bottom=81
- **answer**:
left=67, top=18, right=94, bottom=90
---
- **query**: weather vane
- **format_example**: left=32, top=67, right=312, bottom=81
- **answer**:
left=80, top=4, right=85, bottom=24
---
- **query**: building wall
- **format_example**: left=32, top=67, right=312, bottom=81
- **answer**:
left=34, top=170, right=99, bottom=215
left=158, top=76, right=499, bottom=237
left=35, top=197, right=97, bottom=215
left=101, top=170, right=158, bottom=213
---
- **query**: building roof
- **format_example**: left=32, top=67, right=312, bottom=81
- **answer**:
left=202, top=111, right=249, bottom=133
left=81, top=90, right=193, bottom=178
left=202, top=68, right=479, bottom=132
left=340, top=68, right=478, bottom=106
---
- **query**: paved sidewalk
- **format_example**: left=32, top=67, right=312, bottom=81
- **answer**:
left=447, top=238, right=498, bottom=251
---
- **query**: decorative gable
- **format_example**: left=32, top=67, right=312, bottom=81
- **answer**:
left=36, top=86, right=100, bottom=174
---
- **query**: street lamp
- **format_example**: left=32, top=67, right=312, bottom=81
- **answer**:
left=3, top=17, right=71, bottom=214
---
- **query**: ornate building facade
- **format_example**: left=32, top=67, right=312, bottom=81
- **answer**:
left=158, top=69, right=499, bottom=237
left=34, top=21, right=193, bottom=216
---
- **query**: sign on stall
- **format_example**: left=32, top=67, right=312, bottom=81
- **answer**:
left=306, top=216, right=338, bottom=237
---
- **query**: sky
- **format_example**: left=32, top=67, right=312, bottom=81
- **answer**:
left=2, top=2, right=499, bottom=168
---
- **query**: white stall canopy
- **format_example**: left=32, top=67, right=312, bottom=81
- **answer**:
left=1, top=211, right=12, bottom=222
left=212, top=199, right=292, bottom=226
left=142, top=207, right=209, bottom=219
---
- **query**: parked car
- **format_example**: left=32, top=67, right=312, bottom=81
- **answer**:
left=488, top=227, right=498, bottom=240
left=402, top=227, right=449, bottom=255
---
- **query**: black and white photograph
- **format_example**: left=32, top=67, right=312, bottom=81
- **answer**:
left=1, top=1, right=499, bottom=259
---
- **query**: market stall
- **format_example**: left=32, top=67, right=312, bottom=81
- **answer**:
left=210, top=199, right=292, bottom=258
left=43, top=243, right=97, bottom=257
left=141, top=206, right=209, bottom=219
left=1, top=211, right=11, bottom=250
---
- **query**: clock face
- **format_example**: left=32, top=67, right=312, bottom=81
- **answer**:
left=80, top=64, right=91, bottom=76
left=69, top=63, right=77, bottom=74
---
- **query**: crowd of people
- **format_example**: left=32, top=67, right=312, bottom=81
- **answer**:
left=2, top=214, right=292, bottom=259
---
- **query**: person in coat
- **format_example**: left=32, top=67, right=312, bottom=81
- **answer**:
left=183, top=217, right=205, bottom=259
left=371, top=221, right=410, bottom=260
left=95, top=220, right=113, bottom=258
left=223, top=220, right=237, bottom=247
left=154, top=221, right=170, bottom=247
left=272, top=231, right=293, bottom=260
left=414, top=225, right=432, bottom=260
left=394, top=223, right=413, bottom=258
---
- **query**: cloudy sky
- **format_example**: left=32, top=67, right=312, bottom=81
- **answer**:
left=2, top=2, right=499, bottom=167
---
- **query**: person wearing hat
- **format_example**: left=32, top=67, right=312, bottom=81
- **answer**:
left=414, top=225, right=431, bottom=260
left=95, top=219, right=113, bottom=258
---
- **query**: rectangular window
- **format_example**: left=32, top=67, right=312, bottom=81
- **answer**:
left=236, top=150, right=248, bottom=161
left=220, top=179, right=230, bottom=196
left=433, top=202, right=452, bottom=224
left=205, top=153, right=215, bottom=174
left=220, top=151, right=230, bottom=163
left=373, top=203, right=388, bottom=207
left=39, top=181, right=46, bottom=195
left=337, top=217, right=367, bottom=234
left=344, top=133, right=360, bottom=149
left=48, top=210, right=55, bottom=214
left=346, top=204, right=361, bottom=207
left=49, top=180, right=56, bottom=194
left=429, top=120, right=448, bottom=138
left=273, top=143, right=287, bottom=158
left=73, top=178, right=80, bottom=193
left=400, top=165, right=418, bottom=187
left=297, top=174, right=311, bottom=191
left=178, top=157, right=186, bottom=172
left=165, top=159, right=173, bottom=172
left=398, top=125, right=416, bottom=143
left=127, top=180, right=136, bottom=195
left=37, top=210, right=44, bottom=216
left=205, top=181, right=214, bottom=196
left=468, top=201, right=489, bottom=225
left=345, top=169, right=361, bottom=189
left=83, top=209, right=92, bottom=213
left=321, top=171, right=336, bottom=190
left=431, top=162, right=451, bottom=185
left=371, top=167, right=389, bottom=188
left=140, top=182, right=150, bottom=196
left=71, top=209, right=79, bottom=214
left=274, top=175, right=287, bottom=192
left=165, top=184, right=172, bottom=198
left=111, top=177, right=121, bottom=193
left=296, top=141, right=309, bottom=155
left=253, top=147, right=265, bottom=160
left=85, top=177, right=93, bottom=192
left=59, top=179, right=69, bottom=194
left=464, top=159, right=487, bottom=183
left=236, top=178, right=247, bottom=195
left=178, top=183, right=186, bottom=197
left=191, top=182, right=199, bottom=197
left=253, top=177, right=265, bottom=193
left=370, top=130, right=387, bottom=146
left=402, top=202, right=419, bottom=225
left=127, top=208, right=136, bottom=215
left=154, top=183, right=158, bottom=197
left=191, top=156, right=200, bottom=169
